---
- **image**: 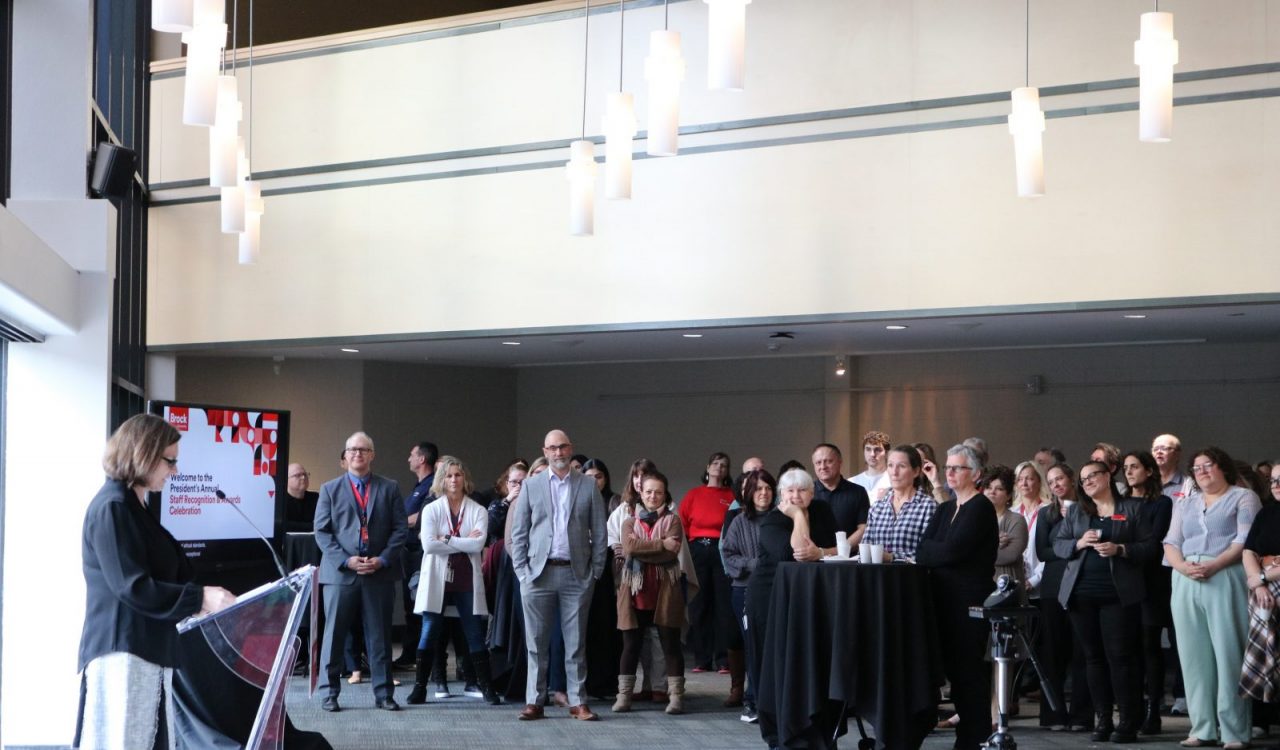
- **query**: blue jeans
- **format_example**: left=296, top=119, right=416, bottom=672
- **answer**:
left=731, top=585, right=755, bottom=706
left=419, top=591, right=486, bottom=653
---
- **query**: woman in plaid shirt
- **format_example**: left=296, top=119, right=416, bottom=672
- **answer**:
left=864, top=445, right=937, bottom=562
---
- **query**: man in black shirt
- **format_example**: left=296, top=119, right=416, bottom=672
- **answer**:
left=284, top=463, right=320, bottom=532
left=810, top=443, right=869, bottom=544
left=393, top=441, right=437, bottom=668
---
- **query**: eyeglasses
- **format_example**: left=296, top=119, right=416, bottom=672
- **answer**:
left=289, top=472, right=310, bottom=479
left=1080, top=471, right=1109, bottom=483
left=345, top=447, right=373, bottom=455
left=544, top=443, right=573, bottom=453
left=1191, top=464, right=1216, bottom=475
left=1270, top=478, right=1280, bottom=487
left=160, top=457, right=178, bottom=467
left=944, top=465, right=971, bottom=473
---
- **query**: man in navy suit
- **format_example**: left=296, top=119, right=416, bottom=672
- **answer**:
left=314, top=431, right=409, bottom=712
left=509, top=429, right=608, bottom=721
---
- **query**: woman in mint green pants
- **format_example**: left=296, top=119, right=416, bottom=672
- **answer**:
left=1163, top=447, right=1261, bottom=750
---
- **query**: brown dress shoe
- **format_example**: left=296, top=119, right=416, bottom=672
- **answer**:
left=569, top=704, right=600, bottom=721
left=519, top=704, right=545, bottom=721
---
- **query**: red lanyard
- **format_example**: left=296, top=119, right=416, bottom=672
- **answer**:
left=349, top=478, right=371, bottom=546
left=449, top=508, right=464, bottom=537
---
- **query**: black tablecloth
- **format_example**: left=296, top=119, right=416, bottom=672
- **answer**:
left=757, top=561, right=944, bottom=750
left=283, top=532, right=322, bottom=571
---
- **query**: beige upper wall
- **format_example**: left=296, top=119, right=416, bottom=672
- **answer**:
left=147, top=0, right=1280, bottom=347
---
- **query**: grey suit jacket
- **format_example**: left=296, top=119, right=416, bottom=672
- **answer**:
left=314, top=472, right=408, bottom=585
left=509, top=469, right=608, bottom=584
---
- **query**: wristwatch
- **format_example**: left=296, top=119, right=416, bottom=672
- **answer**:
left=444, top=534, right=452, bottom=545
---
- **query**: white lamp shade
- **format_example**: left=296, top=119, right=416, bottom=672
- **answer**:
left=208, top=78, right=241, bottom=186
left=243, top=180, right=264, bottom=216
left=565, top=140, right=597, bottom=236
left=220, top=184, right=245, bottom=233
left=704, top=0, right=750, bottom=91
left=1008, top=86, right=1045, bottom=198
left=192, top=0, right=224, bottom=27
left=602, top=92, right=637, bottom=200
left=238, top=210, right=261, bottom=265
left=180, top=24, right=225, bottom=126
left=1135, top=12, right=1178, bottom=143
left=152, top=0, right=193, bottom=33
left=645, top=30, right=685, bottom=157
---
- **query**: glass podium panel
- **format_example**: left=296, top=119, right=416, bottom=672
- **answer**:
left=178, top=566, right=314, bottom=750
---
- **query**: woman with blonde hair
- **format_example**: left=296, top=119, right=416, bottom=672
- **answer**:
left=1014, top=461, right=1052, bottom=597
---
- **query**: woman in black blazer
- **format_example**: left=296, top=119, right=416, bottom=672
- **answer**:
left=916, top=444, right=998, bottom=750
left=1035, top=463, right=1094, bottom=732
left=1053, top=460, right=1157, bottom=744
left=76, top=414, right=235, bottom=750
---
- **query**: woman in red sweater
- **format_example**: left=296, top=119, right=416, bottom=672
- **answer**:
left=679, top=451, right=735, bottom=673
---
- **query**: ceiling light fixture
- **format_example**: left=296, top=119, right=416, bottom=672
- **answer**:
left=682, top=333, right=703, bottom=338
left=341, top=348, right=359, bottom=353
left=180, top=0, right=225, bottom=126
left=1123, top=314, right=1147, bottom=319
left=567, top=0, right=597, bottom=235
left=885, top=324, right=908, bottom=331
left=502, top=341, right=522, bottom=346
left=152, top=0, right=193, bottom=33
left=834, top=356, right=846, bottom=377
left=1008, top=0, right=1045, bottom=198
left=1135, top=4, right=1177, bottom=143
left=237, top=0, right=264, bottom=264
left=603, top=0, right=636, bottom=200
left=645, top=0, right=685, bottom=156
left=704, top=0, right=750, bottom=91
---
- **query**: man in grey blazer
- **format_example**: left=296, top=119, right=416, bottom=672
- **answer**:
left=509, top=429, right=609, bottom=721
left=314, top=431, right=409, bottom=712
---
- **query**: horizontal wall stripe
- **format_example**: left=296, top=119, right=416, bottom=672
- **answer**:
left=146, top=292, right=1280, bottom=352
left=148, top=83, right=1280, bottom=207
left=148, top=61, right=1280, bottom=193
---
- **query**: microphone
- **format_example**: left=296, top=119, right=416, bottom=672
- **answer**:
left=216, top=489, right=287, bottom=578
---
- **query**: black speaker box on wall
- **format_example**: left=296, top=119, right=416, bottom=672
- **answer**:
left=89, top=142, right=136, bottom=199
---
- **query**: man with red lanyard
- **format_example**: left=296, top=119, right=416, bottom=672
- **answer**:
left=314, top=431, right=409, bottom=712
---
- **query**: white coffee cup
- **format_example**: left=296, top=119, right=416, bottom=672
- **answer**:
left=858, top=543, right=872, bottom=564
left=835, top=531, right=850, bottom=559
left=870, top=543, right=885, bottom=564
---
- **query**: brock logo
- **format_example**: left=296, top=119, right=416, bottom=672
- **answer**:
left=166, top=408, right=190, bottom=431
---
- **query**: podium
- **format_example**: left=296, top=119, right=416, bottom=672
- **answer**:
left=174, top=566, right=326, bottom=750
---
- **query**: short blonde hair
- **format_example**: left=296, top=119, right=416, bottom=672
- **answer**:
left=103, top=414, right=180, bottom=486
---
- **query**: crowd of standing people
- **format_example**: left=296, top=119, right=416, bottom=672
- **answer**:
left=78, top=413, right=1280, bottom=750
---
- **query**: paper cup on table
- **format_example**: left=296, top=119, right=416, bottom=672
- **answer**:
left=858, top=543, right=872, bottom=564
left=870, top=543, right=885, bottom=564
left=835, top=531, right=850, bottom=559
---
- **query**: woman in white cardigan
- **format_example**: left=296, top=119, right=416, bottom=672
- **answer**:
left=406, top=456, right=499, bottom=705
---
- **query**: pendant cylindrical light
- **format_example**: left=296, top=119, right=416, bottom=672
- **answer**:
left=704, top=0, right=749, bottom=91
left=602, top=93, right=636, bottom=200
left=566, top=140, right=597, bottom=236
left=1008, top=86, right=1045, bottom=198
left=209, top=76, right=241, bottom=186
left=180, top=23, right=225, bottom=126
left=1134, top=12, right=1178, bottom=143
left=645, top=30, right=685, bottom=157
left=238, top=180, right=263, bottom=264
left=152, top=0, right=193, bottom=33
left=220, top=141, right=247, bottom=232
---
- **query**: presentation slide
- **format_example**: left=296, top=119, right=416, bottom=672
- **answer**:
left=149, top=401, right=290, bottom=573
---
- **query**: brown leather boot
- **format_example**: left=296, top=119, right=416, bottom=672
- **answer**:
left=724, top=649, right=745, bottom=707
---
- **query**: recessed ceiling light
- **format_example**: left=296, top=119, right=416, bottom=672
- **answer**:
left=682, top=333, right=703, bottom=338
left=1123, top=314, right=1147, bottom=319
left=501, top=341, right=521, bottom=346
left=885, top=325, right=908, bottom=331
left=341, top=348, right=359, bottom=353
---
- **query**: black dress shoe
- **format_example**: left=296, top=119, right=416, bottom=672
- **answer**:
left=321, top=696, right=340, bottom=712
left=376, top=698, right=401, bottom=711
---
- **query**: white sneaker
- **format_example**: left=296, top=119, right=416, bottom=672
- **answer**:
left=1171, top=698, right=1188, bottom=715
left=434, top=683, right=451, bottom=699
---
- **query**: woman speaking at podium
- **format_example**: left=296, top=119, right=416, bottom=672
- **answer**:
left=76, top=413, right=235, bottom=750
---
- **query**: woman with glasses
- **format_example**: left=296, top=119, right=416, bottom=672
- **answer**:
left=916, top=445, right=998, bottom=750
left=1164, top=447, right=1261, bottom=750
left=1121, top=450, right=1174, bottom=735
left=77, top=414, right=236, bottom=750
left=1053, top=460, right=1157, bottom=743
